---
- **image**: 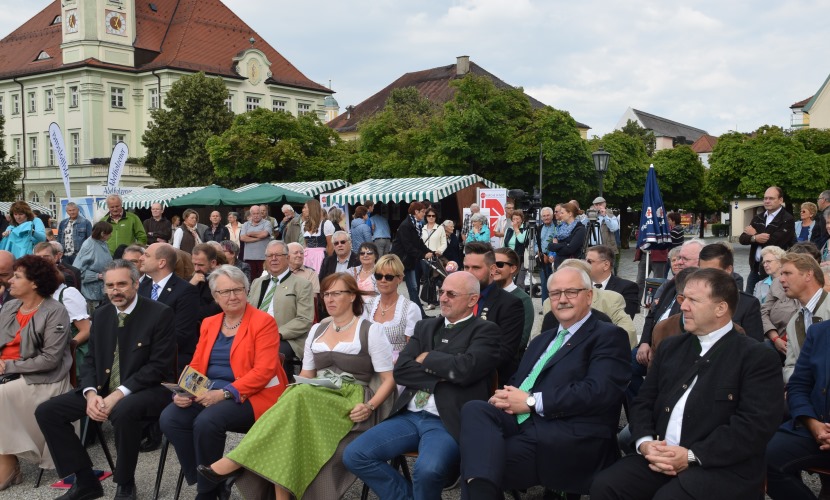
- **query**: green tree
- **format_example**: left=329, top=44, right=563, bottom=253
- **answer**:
left=620, top=119, right=656, bottom=157
left=651, top=145, right=705, bottom=210
left=708, top=125, right=830, bottom=203
left=793, top=127, right=830, bottom=155
left=207, top=108, right=341, bottom=184
left=142, top=72, right=234, bottom=187
left=0, top=114, right=22, bottom=200
left=588, top=131, right=649, bottom=211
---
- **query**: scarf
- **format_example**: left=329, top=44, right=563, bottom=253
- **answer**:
left=556, top=220, right=578, bottom=240
left=410, top=214, right=422, bottom=238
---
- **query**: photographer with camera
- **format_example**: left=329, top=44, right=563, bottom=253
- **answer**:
left=589, top=197, right=619, bottom=252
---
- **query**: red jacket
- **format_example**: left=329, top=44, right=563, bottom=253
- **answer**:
left=191, top=304, right=287, bottom=419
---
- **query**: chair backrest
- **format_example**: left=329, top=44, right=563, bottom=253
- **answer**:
left=69, top=339, right=78, bottom=388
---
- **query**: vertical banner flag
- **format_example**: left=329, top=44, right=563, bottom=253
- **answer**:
left=49, top=122, right=72, bottom=200
left=107, top=142, right=129, bottom=193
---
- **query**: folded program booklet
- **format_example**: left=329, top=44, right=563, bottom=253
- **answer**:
left=162, top=365, right=213, bottom=397
left=291, top=375, right=341, bottom=390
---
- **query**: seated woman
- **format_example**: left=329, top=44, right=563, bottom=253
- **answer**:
left=219, top=240, right=251, bottom=282
left=0, top=255, right=72, bottom=490
left=159, top=265, right=288, bottom=500
left=200, top=273, right=396, bottom=500
left=362, top=254, right=421, bottom=354
left=348, top=242, right=379, bottom=298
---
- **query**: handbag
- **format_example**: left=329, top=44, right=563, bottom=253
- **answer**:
left=0, top=373, right=21, bottom=384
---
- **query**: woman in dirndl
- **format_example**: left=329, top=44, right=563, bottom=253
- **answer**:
left=198, top=273, right=396, bottom=499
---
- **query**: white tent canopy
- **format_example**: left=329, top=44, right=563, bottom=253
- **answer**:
left=324, top=175, right=501, bottom=205
left=234, top=180, right=349, bottom=198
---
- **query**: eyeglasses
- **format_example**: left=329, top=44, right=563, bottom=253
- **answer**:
left=548, top=288, right=588, bottom=299
left=374, top=273, right=399, bottom=282
left=214, top=287, right=246, bottom=297
left=322, top=290, right=353, bottom=299
left=426, top=214, right=436, bottom=218
left=265, top=253, right=288, bottom=259
left=333, top=240, right=349, bottom=245
left=494, top=261, right=513, bottom=268
left=360, top=251, right=375, bottom=256
left=437, top=289, right=475, bottom=299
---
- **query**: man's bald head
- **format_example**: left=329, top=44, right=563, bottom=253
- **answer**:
left=439, top=271, right=481, bottom=322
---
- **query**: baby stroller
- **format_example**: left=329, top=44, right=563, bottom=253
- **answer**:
left=420, top=254, right=450, bottom=309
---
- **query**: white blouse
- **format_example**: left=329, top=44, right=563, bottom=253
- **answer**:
left=302, top=318, right=394, bottom=373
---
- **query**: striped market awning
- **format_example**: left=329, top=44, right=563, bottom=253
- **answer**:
left=97, top=187, right=204, bottom=210
left=0, top=201, right=55, bottom=218
left=324, top=175, right=502, bottom=205
left=234, top=180, right=349, bottom=198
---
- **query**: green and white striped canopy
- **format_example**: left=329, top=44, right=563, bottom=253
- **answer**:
left=0, top=201, right=55, bottom=217
left=234, top=180, right=349, bottom=198
left=324, top=175, right=501, bottom=205
left=97, top=187, right=204, bottom=210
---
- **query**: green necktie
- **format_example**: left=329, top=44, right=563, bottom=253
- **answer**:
left=109, top=312, right=128, bottom=392
left=517, top=329, right=568, bottom=424
left=258, top=277, right=279, bottom=311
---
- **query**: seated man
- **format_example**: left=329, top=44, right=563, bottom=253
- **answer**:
left=35, top=260, right=176, bottom=500
left=587, top=245, right=640, bottom=319
left=343, top=271, right=502, bottom=499
left=591, top=268, right=783, bottom=500
left=767, top=319, right=830, bottom=499
left=460, top=266, right=630, bottom=498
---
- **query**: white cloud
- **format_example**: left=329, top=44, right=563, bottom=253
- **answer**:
left=2, top=0, right=830, bottom=138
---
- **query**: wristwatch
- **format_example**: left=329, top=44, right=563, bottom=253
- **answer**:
left=687, top=449, right=700, bottom=465
left=526, top=394, right=536, bottom=411
left=222, top=389, right=233, bottom=400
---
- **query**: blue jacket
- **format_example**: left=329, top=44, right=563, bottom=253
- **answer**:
left=57, top=216, right=92, bottom=256
left=350, top=218, right=372, bottom=253
left=785, top=320, right=830, bottom=438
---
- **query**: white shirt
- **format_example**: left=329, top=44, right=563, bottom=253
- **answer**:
left=335, top=255, right=351, bottom=273
left=635, top=321, right=734, bottom=456
left=262, top=269, right=292, bottom=316
left=302, top=319, right=394, bottom=373
left=52, top=284, right=90, bottom=322
left=802, top=288, right=824, bottom=330
left=531, top=312, right=592, bottom=415
left=755, top=206, right=783, bottom=261
left=595, top=275, right=611, bottom=290
left=150, top=272, right=174, bottom=299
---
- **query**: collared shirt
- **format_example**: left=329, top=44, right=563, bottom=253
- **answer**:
left=755, top=206, right=784, bottom=261
left=504, top=283, right=518, bottom=293
left=595, top=275, right=611, bottom=290
left=150, top=272, right=174, bottom=299
left=532, top=312, right=591, bottom=415
left=84, top=294, right=140, bottom=397
left=803, top=287, right=825, bottom=330
left=263, top=268, right=292, bottom=316
left=540, top=222, right=557, bottom=257
left=636, top=321, right=734, bottom=456
left=371, top=215, right=391, bottom=239
left=335, top=255, right=351, bottom=273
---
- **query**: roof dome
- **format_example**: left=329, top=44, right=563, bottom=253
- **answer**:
left=324, top=95, right=339, bottom=108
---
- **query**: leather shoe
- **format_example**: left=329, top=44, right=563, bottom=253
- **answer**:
left=0, top=464, right=22, bottom=491
left=197, top=465, right=241, bottom=485
left=55, top=481, right=104, bottom=500
left=114, top=483, right=137, bottom=500
left=139, top=422, right=162, bottom=453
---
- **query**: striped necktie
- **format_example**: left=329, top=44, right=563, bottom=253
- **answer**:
left=258, top=277, right=279, bottom=311
left=151, top=283, right=160, bottom=301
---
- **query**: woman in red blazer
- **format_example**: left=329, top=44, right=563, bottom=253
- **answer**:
left=159, top=265, right=288, bottom=500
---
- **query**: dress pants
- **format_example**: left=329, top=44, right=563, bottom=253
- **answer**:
left=766, top=428, right=830, bottom=500
left=539, top=262, right=552, bottom=303
left=36, top=386, right=171, bottom=485
left=404, top=269, right=426, bottom=318
left=459, top=400, right=541, bottom=499
left=745, top=268, right=761, bottom=295
left=159, top=399, right=255, bottom=493
left=343, top=410, right=459, bottom=500
left=589, top=454, right=696, bottom=500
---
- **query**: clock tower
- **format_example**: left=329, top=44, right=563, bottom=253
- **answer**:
left=61, top=0, right=136, bottom=67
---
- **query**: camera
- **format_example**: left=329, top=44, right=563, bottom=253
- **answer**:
left=508, top=187, right=542, bottom=226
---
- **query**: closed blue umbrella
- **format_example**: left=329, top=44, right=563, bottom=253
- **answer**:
left=637, top=165, right=672, bottom=278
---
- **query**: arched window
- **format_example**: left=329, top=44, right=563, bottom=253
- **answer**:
left=30, top=192, right=40, bottom=204
left=47, top=191, right=57, bottom=217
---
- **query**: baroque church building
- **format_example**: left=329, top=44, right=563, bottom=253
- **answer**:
left=0, top=0, right=333, bottom=212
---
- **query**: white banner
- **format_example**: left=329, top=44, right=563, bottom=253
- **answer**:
left=478, top=188, right=507, bottom=248
left=106, top=142, right=129, bottom=194
left=48, top=122, right=72, bottom=200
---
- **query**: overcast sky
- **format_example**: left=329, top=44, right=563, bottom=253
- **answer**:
left=2, top=0, right=829, bottom=137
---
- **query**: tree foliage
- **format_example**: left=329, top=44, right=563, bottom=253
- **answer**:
left=142, top=72, right=234, bottom=187
left=651, top=145, right=705, bottom=210
left=207, top=108, right=341, bottom=184
left=0, top=114, right=23, bottom=200
left=588, top=131, right=649, bottom=211
left=708, top=125, right=830, bottom=204
left=620, top=119, right=656, bottom=157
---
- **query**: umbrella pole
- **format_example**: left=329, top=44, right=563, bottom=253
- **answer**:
left=645, top=250, right=651, bottom=280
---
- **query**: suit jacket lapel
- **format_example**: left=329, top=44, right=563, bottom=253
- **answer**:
left=515, top=328, right=558, bottom=382
left=157, top=276, right=175, bottom=302
left=541, top=324, right=592, bottom=373
left=230, top=305, right=251, bottom=359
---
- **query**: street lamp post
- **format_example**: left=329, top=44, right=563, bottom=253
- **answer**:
left=592, top=147, right=611, bottom=198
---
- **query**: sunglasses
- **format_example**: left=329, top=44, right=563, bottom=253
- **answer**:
left=494, top=261, right=513, bottom=268
left=374, top=273, right=399, bottom=282
left=426, top=214, right=436, bottom=218
left=359, top=251, right=375, bottom=256
left=333, top=240, right=348, bottom=245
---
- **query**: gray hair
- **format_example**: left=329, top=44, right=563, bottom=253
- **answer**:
left=50, top=241, right=64, bottom=253
left=208, top=264, right=250, bottom=294
left=540, top=206, right=554, bottom=216
left=267, top=240, right=289, bottom=254
left=683, top=238, right=705, bottom=250
left=123, top=244, right=145, bottom=256
left=220, top=240, right=240, bottom=255
left=470, top=213, right=488, bottom=225
left=281, top=204, right=294, bottom=213
left=469, top=203, right=479, bottom=211
left=760, top=245, right=786, bottom=261
left=106, top=194, right=123, bottom=205
left=555, top=259, right=593, bottom=289
left=103, top=259, right=140, bottom=284
left=668, top=246, right=681, bottom=261
left=820, top=190, right=830, bottom=203
left=442, top=219, right=455, bottom=228
left=333, top=230, right=350, bottom=241
left=65, top=202, right=78, bottom=209
left=287, top=242, right=304, bottom=253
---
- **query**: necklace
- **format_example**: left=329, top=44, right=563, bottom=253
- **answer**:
left=19, top=298, right=45, bottom=315
left=223, top=316, right=243, bottom=330
left=334, top=316, right=356, bottom=332
left=379, top=295, right=398, bottom=318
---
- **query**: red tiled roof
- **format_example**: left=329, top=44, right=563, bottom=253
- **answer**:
left=328, top=60, right=589, bottom=132
left=690, top=134, right=718, bottom=153
left=0, top=0, right=330, bottom=93
left=790, top=96, right=813, bottom=109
